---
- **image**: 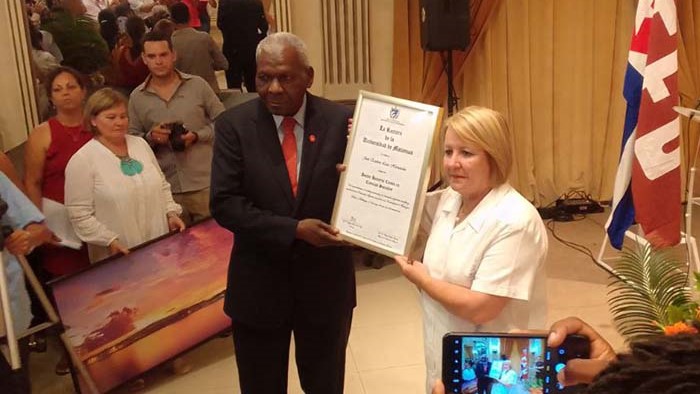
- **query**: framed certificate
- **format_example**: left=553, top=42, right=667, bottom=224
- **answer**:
left=332, top=91, right=443, bottom=257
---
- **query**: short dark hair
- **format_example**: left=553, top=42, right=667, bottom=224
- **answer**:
left=143, top=30, right=173, bottom=51
left=152, top=18, right=176, bottom=40
left=98, top=8, right=119, bottom=51
left=45, top=66, right=87, bottom=97
left=169, top=2, right=190, bottom=24
left=114, top=3, right=132, bottom=18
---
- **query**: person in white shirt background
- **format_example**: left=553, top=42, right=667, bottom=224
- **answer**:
left=393, top=106, right=549, bottom=393
left=128, top=0, right=155, bottom=19
left=491, top=360, right=518, bottom=394
left=81, top=0, right=110, bottom=20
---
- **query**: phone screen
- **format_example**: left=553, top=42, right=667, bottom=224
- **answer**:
left=442, top=333, right=590, bottom=394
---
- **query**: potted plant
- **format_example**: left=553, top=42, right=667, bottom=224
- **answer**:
left=608, top=243, right=700, bottom=340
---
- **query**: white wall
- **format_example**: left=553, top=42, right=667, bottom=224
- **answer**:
left=0, top=0, right=37, bottom=152
left=274, top=0, right=394, bottom=100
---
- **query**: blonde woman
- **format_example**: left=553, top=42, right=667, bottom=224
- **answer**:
left=65, top=87, right=185, bottom=262
left=394, top=106, right=548, bottom=392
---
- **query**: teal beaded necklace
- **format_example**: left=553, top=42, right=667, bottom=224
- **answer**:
left=98, top=137, right=144, bottom=176
left=116, top=155, right=144, bottom=176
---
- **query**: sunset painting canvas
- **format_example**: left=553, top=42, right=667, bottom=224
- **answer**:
left=51, top=219, right=233, bottom=393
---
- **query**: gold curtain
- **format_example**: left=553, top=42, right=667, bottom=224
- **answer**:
left=679, top=1, right=700, bottom=195
left=392, top=0, right=501, bottom=104
left=393, top=0, right=700, bottom=205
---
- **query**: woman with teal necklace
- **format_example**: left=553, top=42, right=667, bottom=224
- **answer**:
left=65, top=88, right=192, bottom=384
left=64, top=87, right=185, bottom=263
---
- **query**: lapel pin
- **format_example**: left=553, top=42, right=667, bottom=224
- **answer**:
left=309, top=134, right=316, bottom=143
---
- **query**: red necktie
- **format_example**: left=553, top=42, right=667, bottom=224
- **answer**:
left=281, top=117, right=298, bottom=196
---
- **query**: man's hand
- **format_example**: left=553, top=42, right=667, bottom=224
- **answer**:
left=31, top=2, right=46, bottom=14
left=431, top=380, right=445, bottom=394
left=26, top=223, right=54, bottom=246
left=5, top=223, right=54, bottom=255
left=548, top=317, right=617, bottom=386
left=150, top=123, right=172, bottom=145
left=108, top=239, right=130, bottom=256
left=295, top=219, right=344, bottom=247
left=5, top=229, right=34, bottom=256
left=182, top=131, right=198, bottom=148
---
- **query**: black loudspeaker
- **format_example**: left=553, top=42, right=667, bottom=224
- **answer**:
left=420, top=0, right=470, bottom=51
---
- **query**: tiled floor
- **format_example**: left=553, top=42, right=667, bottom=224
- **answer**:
left=26, top=211, right=636, bottom=394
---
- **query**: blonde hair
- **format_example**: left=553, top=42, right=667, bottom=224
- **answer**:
left=443, top=106, right=513, bottom=185
left=84, top=88, right=128, bottom=135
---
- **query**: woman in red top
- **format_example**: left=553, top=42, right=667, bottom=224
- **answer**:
left=24, top=66, right=92, bottom=278
left=24, top=66, right=92, bottom=375
left=181, top=0, right=201, bottom=29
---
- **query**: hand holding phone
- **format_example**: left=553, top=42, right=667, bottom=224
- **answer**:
left=443, top=332, right=591, bottom=394
left=548, top=317, right=617, bottom=387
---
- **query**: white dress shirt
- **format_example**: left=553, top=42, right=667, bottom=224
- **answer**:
left=420, top=183, right=548, bottom=391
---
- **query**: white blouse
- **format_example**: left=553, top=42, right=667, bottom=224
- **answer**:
left=65, top=135, right=182, bottom=263
left=419, top=184, right=548, bottom=391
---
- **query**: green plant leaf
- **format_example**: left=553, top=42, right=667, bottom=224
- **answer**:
left=666, top=304, right=692, bottom=324
left=607, top=243, right=692, bottom=341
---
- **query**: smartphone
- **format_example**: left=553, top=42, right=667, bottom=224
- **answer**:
left=442, top=332, right=590, bottom=394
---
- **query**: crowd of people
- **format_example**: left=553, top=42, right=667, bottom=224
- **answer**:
left=4, top=0, right=252, bottom=388
left=1, top=2, right=700, bottom=393
left=24, top=0, right=271, bottom=118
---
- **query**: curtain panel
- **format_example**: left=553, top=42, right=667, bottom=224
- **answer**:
left=393, top=0, right=700, bottom=205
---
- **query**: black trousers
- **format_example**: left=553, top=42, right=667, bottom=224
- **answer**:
left=0, top=339, right=30, bottom=394
left=476, top=377, right=491, bottom=394
left=232, top=312, right=352, bottom=394
left=223, top=46, right=257, bottom=92
left=25, top=250, right=52, bottom=326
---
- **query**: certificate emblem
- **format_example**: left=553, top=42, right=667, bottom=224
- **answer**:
left=390, top=106, right=400, bottom=120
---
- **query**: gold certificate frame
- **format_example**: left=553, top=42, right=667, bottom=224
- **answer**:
left=332, top=91, right=443, bottom=257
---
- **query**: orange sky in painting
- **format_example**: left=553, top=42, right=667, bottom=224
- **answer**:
left=52, top=220, right=233, bottom=350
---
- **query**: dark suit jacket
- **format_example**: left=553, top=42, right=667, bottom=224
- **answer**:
left=475, top=360, right=492, bottom=378
left=211, top=93, right=356, bottom=328
left=217, top=0, right=268, bottom=53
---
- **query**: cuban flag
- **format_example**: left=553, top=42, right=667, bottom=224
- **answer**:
left=606, top=0, right=680, bottom=250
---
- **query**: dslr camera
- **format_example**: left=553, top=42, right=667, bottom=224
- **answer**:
left=165, top=122, right=187, bottom=152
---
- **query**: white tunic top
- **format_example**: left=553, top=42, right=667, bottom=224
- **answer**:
left=420, top=184, right=548, bottom=390
left=492, top=368, right=518, bottom=394
left=65, top=135, right=182, bottom=262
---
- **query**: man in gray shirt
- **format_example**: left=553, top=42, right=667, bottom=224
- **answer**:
left=170, top=2, right=228, bottom=93
left=129, top=30, right=225, bottom=224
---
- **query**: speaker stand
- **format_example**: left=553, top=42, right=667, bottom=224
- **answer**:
left=445, top=50, right=459, bottom=116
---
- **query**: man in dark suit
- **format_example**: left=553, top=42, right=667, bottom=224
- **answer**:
left=210, top=32, right=355, bottom=394
left=475, top=356, right=492, bottom=394
left=217, top=0, right=268, bottom=91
